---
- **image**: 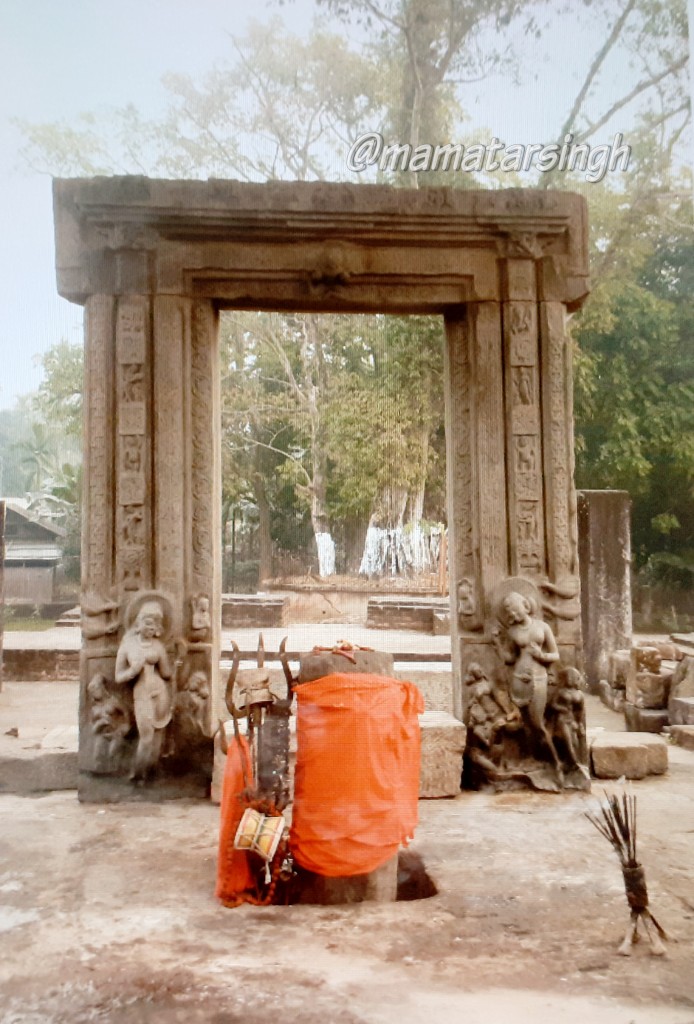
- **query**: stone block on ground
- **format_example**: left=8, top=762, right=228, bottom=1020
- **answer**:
left=221, top=594, right=287, bottom=628
left=608, top=649, right=633, bottom=690
left=634, top=646, right=662, bottom=673
left=624, top=704, right=669, bottom=733
left=670, top=656, right=694, bottom=701
left=626, top=670, right=670, bottom=710
left=668, top=725, right=694, bottom=752
left=41, top=725, right=79, bottom=750
left=590, top=732, right=668, bottom=779
left=3, top=648, right=80, bottom=682
left=292, top=853, right=398, bottom=905
left=365, top=596, right=449, bottom=632
left=298, top=649, right=394, bottom=683
left=654, top=641, right=681, bottom=662
left=432, top=611, right=451, bottom=636
left=668, top=696, right=694, bottom=726
left=419, top=711, right=466, bottom=798
left=56, top=606, right=80, bottom=627
left=0, top=749, right=78, bottom=793
left=597, top=679, right=625, bottom=713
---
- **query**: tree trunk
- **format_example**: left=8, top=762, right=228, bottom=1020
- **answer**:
left=253, top=472, right=273, bottom=587
left=303, top=315, right=335, bottom=578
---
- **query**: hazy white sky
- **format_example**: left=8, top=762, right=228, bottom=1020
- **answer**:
left=0, top=0, right=691, bottom=408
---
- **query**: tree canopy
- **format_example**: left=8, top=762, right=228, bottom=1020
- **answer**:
left=11, top=0, right=693, bottom=583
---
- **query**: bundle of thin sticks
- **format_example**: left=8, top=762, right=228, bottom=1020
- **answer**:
left=586, top=791, right=667, bottom=956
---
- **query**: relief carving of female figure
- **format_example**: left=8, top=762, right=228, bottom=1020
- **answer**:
left=115, top=595, right=174, bottom=782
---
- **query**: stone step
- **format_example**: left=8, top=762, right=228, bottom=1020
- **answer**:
left=669, top=696, right=694, bottom=726
left=590, top=731, right=668, bottom=779
left=668, top=725, right=694, bottom=751
left=0, top=727, right=79, bottom=794
left=56, top=606, right=81, bottom=627
left=366, top=596, right=449, bottom=632
left=221, top=594, right=288, bottom=628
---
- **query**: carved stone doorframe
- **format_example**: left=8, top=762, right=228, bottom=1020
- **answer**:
left=53, top=177, right=589, bottom=795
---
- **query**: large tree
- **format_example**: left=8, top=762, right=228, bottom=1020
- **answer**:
left=17, top=0, right=692, bottom=581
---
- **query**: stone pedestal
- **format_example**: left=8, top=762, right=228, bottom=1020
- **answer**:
left=291, top=854, right=398, bottom=905
left=419, top=711, right=466, bottom=797
left=577, top=490, right=633, bottom=693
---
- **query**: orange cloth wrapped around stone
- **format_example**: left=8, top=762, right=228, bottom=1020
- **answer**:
left=215, top=735, right=255, bottom=903
left=290, top=673, right=424, bottom=877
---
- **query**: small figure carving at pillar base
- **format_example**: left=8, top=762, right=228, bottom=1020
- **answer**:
left=189, top=593, right=211, bottom=642
left=87, top=673, right=131, bottom=771
left=462, top=577, right=590, bottom=793
left=115, top=592, right=176, bottom=784
left=175, top=669, right=211, bottom=737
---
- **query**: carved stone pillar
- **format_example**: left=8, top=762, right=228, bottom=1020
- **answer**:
left=445, top=267, right=582, bottom=718
left=78, top=290, right=219, bottom=799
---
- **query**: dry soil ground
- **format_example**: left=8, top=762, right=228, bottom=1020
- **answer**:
left=1, top=697, right=694, bottom=1024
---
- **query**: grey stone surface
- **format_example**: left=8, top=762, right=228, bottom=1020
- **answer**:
left=298, top=649, right=395, bottom=682
left=432, top=611, right=451, bottom=636
left=597, top=679, right=625, bottom=713
left=624, top=704, right=669, bottom=734
left=626, top=670, right=670, bottom=710
left=221, top=594, right=287, bottom=628
left=590, top=732, right=668, bottom=778
left=669, top=696, right=694, bottom=726
left=419, top=711, right=466, bottom=798
left=634, top=646, right=663, bottom=673
left=670, top=656, right=694, bottom=700
left=577, top=490, right=632, bottom=694
left=669, top=725, right=694, bottom=751
left=292, top=853, right=399, bottom=905
left=608, top=649, right=633, bottom=690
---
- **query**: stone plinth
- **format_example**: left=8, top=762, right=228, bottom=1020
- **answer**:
left=298, top=650, right=395, bottom=682
left=221, top=594, right=287, bottom=628
left=3, top=648, right=80, bottom=681
left=590, top=732, right=668, bottom=779
left=419, top=711, right=466, bottom=797
left=366, top=596, right=449, bottom=632
left=624, top=705, right=669, bottom=733
left=291, top=854, right=398, bottom=905
left=626, top=670, right=670, bottom=710
left=669, top=696, right=694, bottom=726
left=669, top=725, right=694, bottom=751
left=577, top=490, right=632, bottom=693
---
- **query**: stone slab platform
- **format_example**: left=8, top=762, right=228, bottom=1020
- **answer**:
left=0, top=725, right=79, bottom=794
left=590, top=732, right=668, bottom=779
left=669, top=725, right=694, bottom=751
left=366, top=596, right=450, bottom=632
left=221, top=594, right=288, bottom=628
left=669, top=696, right=694, bottom=726
left=419, top=711, right=466, bottom=798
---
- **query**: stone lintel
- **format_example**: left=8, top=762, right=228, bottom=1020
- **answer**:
left=53, top=178, right=590, bottom=309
